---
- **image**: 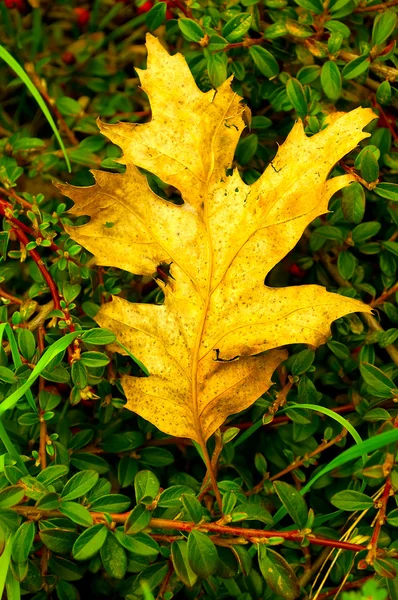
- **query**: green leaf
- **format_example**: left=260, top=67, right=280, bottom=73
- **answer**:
left=89, top=494, right=131, bottom=513
left=100, top=532, right=127, bottom=579
left=80, top=351, right=110, bottom=368
left=258, top=546, right=300, bottom=599
left=360, top=363, right=396, bottom=398
left=40, top=529, right=78, bottom=554
left=293, top=0, right=323, bottom=13
left=55, top=97, right=82, bottom=117
left=145, top=2, right=166, bottom=31
left=207, top=35, right=228, bottom=52
left=321, top=61, right=341, bottom=100
left=61, top=470, right=99, bottom=501
left=115, top=531, right=159, bottom=559
left=372, top=10, right=397, bottom=46
left=171, top=540, right=198, bottom=587
left=207, top=53, right=227, bottom=88
left=72, top=525, right=108, bottom=561
left=124, top=504, right=152, bottom=534
left=181, top=494, right=203, bottom=524
left=81, top=328, right=117, bottom=345
left=36, top=492, right=60, bottom=510
left=249, top=46, right=279, bottom=79
left=0, top=367, right=17, bottom=384
left=286, top=77, right=307, bottom=118
left=384, top=241, right=398, bottom=258
left=118, top=455, right=138, bottom=488
left=327, top=339, right=351, bottom=359
left=11, top=521, right=35, bottom=563
left=222, top=13, right=252, bottom=42
left=337, top=251, right=356, bottom=280
left=59, top=502, right=93, bottom=527
left=0, top=486, right=24, bottom=509
left=17, top=329, right=36, bottom=361
left=360, top=148, right=379, bottom=183
left=178, top=18, right=204, bottom=43
left=341, top=182, right=365, bottom=224
left=291, top=350, right=315, bottom=376
left=236, top=134, right=258, bottom=165
left=352, top=221, right=381, bottom=244
left=48, top=555, right=84, bottom=582
left=134, top=470, right=160, bottom=505
left=158, top=485, right=195, bottom=508
left=376, top=81, right=392, bottom=106
left=274, top=481, right=308, bottom=529
left=71, top=361, right=88, bottom=390
left=375, top=183, right=398, bottom=202
left=187, top=530, right=218, bottom=579
left=331, top=490, right=374, bottom=511
left=342, top=55, right=369, bottom=80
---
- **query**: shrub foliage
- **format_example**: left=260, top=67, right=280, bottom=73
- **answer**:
left=0, top=1, right=398, bottom=599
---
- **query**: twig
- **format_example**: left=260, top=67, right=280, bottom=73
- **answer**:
left=365, top=417, right=398, bottom=565
left=339, top=50, right=398, bottom=81
left=12, top=507, right=371, bottom=552
left=12, top=228, right=61, bottom=311
left=354, top=0, right=398, bottom=12
left=0, top=288, right=22, bottom=304
left=158, top=560, right=174, bottom=599
left=371, top=282, right=398, bottom=307
left=249, top=429, right=347, bottom=495
left=0, top=187, right=33, bottom=210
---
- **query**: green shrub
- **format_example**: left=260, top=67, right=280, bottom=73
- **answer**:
left=0, top=0, right=397, bottom=598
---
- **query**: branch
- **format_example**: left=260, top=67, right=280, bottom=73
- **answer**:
left=0, top=288, right=22, bottom=304
left=371, top=281, right=398, bottom=307
left=12, top=506, right=370, bottom=552
left=12, top=227, right=61, bottom=311
left=354, top=0, right=398, bottom=12
left=339, top=50, right=398, bottom=82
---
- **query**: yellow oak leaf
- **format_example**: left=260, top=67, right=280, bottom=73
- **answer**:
left=58, top=34, right=375, bottom=448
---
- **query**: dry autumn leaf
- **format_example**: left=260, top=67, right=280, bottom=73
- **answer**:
left=58, top=35, right=375, bottom=454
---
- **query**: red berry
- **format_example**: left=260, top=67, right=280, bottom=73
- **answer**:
left=136, top=0, right=153, bottom=14
left=4, top=0, right=25, bottom=10
left=61, top=51, right=76, bottom=65
left=289, top=263, right=306, bottom=278
left=74, top=7, right=90, bottom=28
left=165, top=8, right=173, bottom=19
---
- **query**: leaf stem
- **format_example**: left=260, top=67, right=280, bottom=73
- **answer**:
left=199, top=439, right=224, bottom=514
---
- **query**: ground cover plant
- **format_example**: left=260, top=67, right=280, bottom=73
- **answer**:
left=0, top=0, right=398, bottom=599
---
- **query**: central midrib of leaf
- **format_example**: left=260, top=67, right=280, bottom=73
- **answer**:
left=190, top=99, right=236, bottom=444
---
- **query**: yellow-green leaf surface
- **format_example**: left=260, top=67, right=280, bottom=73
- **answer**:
left=59, top=35, right=375, bottom=445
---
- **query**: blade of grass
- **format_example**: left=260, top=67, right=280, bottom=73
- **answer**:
left=273, top=427, right=398, bottom=525
left=287, top=403, right=363, bottom=444
left=0, top=534, right=13, bottom=599
left=0, top=331, right=80, bottom=416
left=0, top=323, right=36, bottom=412
left=0, top=45, right=71, bottom=172
left=6, top=567, right=20, bottom=600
